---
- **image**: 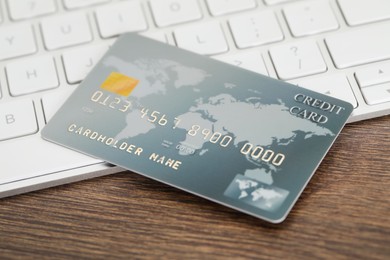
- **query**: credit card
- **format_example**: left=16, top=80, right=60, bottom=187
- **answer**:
left=42, top=33, right=353, bottom=223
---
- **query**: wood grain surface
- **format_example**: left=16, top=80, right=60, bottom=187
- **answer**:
left=1, top=116, right=389, bottom=259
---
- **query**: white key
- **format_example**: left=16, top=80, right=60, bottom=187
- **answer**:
left=7, top=0, right=56, bottom=20
left=214, top=51, right=268, bottom=76
left=206, top=0, right=256, bottom=16
left=41, top=12, right=92, bottom=50
left=338, top=0, right=390, bottom=26
left=0, top=99, right=38, bottom=141
left=42, top=87, right=75, bottom=122
left=0, top=24, right=36, bottom=60
left=289, top=74, right=357, bottom=108
left=175, top=22, right=228, bottom=55
left=0, top=134, right=102, bottom=186
left=355, top=62, right=390, bottom=87
left=361, top=83, right=390, bottom=105
left=264, top=0, right=295, bottom=5
left=7, top=55, right=59, bottom=96
left=269, top=40, right=327, bottom=80
left=141, top=32, right=168, bottom=43
left=150, top=0, right=202, bottom=27
left=95, top=1, right=147, bottom=38
left=63, top=44, right=108, bottom=84
left=283, top=0, right=339, bottom=37
left=63, top=0, right=109, bottom=9
left=229, top=10, right=283, bottom=49
left=326, top=23, right=390, bottom=69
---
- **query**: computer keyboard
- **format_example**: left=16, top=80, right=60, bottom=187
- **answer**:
left=1, top=0, right=389, bottom=197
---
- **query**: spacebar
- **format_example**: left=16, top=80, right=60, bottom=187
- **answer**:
left=326, top=22, right=390, bottom=69
left=0, top=135, right=102, bottom=185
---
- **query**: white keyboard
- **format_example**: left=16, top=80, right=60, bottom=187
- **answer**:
left=1, top=0, right=389, bottom=197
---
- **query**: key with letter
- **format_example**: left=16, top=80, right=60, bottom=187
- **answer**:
left=174, top=21, right=228, bottom=55
left=0, top=24, right=36, bottom=60
left=0, top=100, right=38, bottom=141
left=206, top=0, right=256, bottom=16
left=95, top=1, right=148, bottom=38
left=63, top=44, right=109, bottom=84
left=150, top=0, right=202, bottom=27
left=41, top=12, right=92, bottom=50
left=7, top=55, right=59, bottom=96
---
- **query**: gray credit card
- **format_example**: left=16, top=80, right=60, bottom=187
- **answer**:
left=42, top=33, right=353, bottom=223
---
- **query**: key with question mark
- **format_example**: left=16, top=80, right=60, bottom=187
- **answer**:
left=290, top=46, right=301, bottom=69
left=290, top=46, right=298, bottom=56
left=269, top=40, right=327, bottom=80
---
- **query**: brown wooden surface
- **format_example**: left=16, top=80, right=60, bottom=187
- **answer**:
left=1, top=116, right=389, bottom=259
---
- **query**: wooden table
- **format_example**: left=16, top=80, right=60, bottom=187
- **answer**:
left=1, top=116, right=389, bottom=259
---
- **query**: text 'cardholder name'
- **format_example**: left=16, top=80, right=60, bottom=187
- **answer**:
left=42, top=33, right=353, bottom=223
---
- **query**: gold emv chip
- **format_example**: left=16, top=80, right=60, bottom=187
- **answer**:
left=100, top=72, right=139, bottom=96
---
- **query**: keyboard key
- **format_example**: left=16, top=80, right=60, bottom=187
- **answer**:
left=41, top=12, right=92, bottom=50
left=338, top=0, right=390, bottom=26
left=264, top=0, right=295, bottom=5
left=7, top=0, right=56, bottom=20
left=7, top=55, right=59, bottom=96
left=63, top=0, right=109, bottom=9
left=174, top=21, right=228, bottom=55
left=214, top=51, right=268, bottom=76
left=95, top=1, right=147, bottom=38
left=289, top=74, right=357, bottom=108
left=0, top=24, right=36, bottom=60
left=141, top=32, right=168, bottom=43
left=150, top=0, right=202, bottom=27
left=0, top=99, right=38, bottom=141
left=283, top=0, right=339, bottom=37
left=361, top=83, right=390, bottom=105
left=0, top=134, right=102, bottom=186
left=206, top=0, right=256, bottom=16
left=269, top=40, right=327, bottom=80
left=42, top=87, right=75, bottom=122
left=355, top=62, right=390, bottom=87
left=326, top=23, right=390, bottom=69
left=63, top=44, right=108, bottom=84
left=229, top=10, right=283, bottom=49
